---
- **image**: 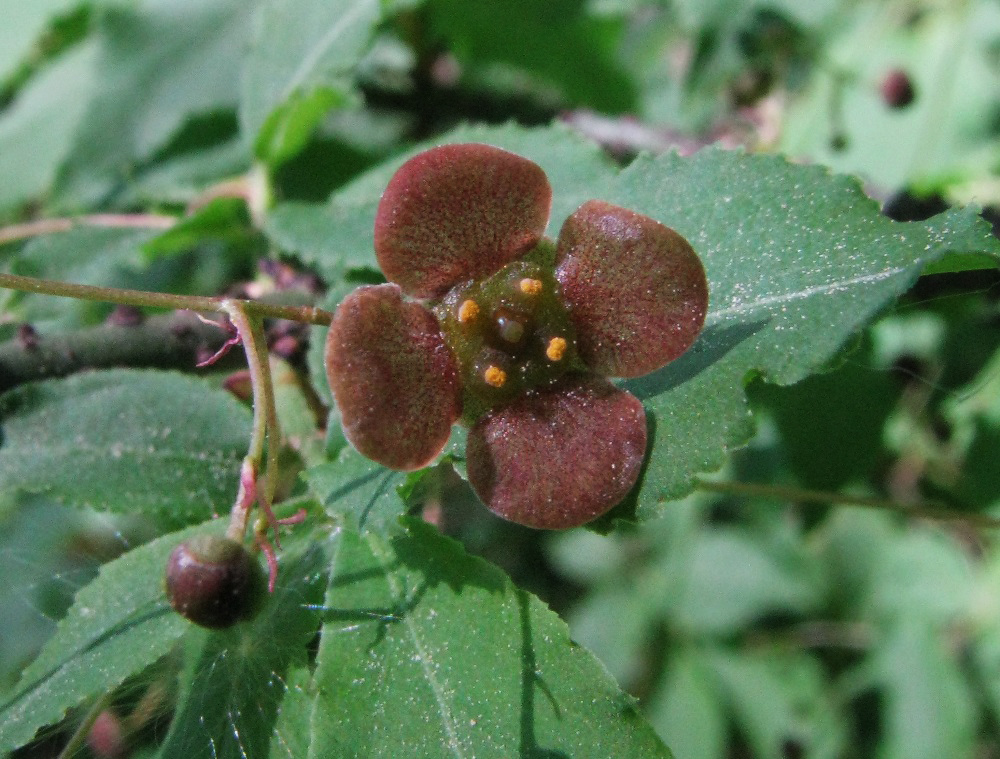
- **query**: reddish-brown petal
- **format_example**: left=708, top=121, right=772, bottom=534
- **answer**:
left=555, top=200, right=709, bottom=378
left=466, top=375, right=647, bottom=529
left=374, top=144, right=553, bottom=298
left=325, top=284, right=461, bottom=471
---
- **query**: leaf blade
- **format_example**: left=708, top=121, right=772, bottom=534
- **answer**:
left=0, top=370, right=251, bottom=523
left=307, top=519, right=671, bottom=758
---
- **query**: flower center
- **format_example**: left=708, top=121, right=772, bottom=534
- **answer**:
left=435, top=259, right=580, bottom=423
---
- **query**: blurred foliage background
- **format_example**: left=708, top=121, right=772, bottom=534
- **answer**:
left=2, top=0, right=1000, bottom=757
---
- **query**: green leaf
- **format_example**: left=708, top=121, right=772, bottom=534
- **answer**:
left=0, top=369, right=251, bottom=523
left=425, top=0, right=637, bottom=113
left=869, top=619, right=976, bottom=759
left=646, top=647, right=726, bottom=759
left=307, top=519, right=671, bottom=757
left=612, top=148, right=999, bottom=520
left=305, top=447, right=409, bottom=533
left=267, top=658, right=316, bottom=757
left=254, top=87, right=347, bottom=168
left=154, top=533, right=329, bottom=759
left=707, top=648, right=845, bottom=759
left=0, top=520, right=206, bottom=754
left=0, top=43, right=97, bottom=215
left=670, top=527, right=818, bottom=634
left=239, top=0, right=381, bottom=164
left=55, top=0, right=257, bottom=207
left=142, top=197, right=259, bottom=260
left=0, top=0, right=78, bottom=82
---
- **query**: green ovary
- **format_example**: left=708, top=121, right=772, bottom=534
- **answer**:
left=434, top=257, right=581, bottom=424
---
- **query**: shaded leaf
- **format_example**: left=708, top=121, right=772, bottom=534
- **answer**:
left=307, top=519, right=671, bottom=757
left=0, top=369, right=251, bottom=523
left=5, top=226, right=157, bottom=329
left=0, top=43, right=97, bottom=215
left=0, top=0, right=78, bottom=82
left=749, top=334, right=900, bottom=491
left=305, top=446, right=409, bottom=533
left=240, top=0, right=381, bottom=164
left=671, top=527, right=818, bottom=634
left=425, top=0, right=637, bottom=113
left=154, top=533, right=329, bottom=759
left=0, top=520, right=207, bottom=753
left=55, top=0, right=257, bottom=207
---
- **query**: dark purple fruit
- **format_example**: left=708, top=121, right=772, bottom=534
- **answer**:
left=880, top=69, right=916, bottom=109
left=165, top=535, right=264, bottom=629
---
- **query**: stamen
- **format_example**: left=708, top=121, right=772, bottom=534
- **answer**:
left=519, top=278, right=543, bottom=295
left=457, top=299, right=480, bottom=323
left=484, top=365, right=507, bottom=387
left=546, top=337, right=568, bottom=362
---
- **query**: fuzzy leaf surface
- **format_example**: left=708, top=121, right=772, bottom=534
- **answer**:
left=0, top=370, right=250, bottom=522
left=608, top=149, right=999, bottom=519
left=306, top=519, right=671, bottom=757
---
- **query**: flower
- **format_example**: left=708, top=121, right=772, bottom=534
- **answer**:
left=325, top=143, right=708, bottom=528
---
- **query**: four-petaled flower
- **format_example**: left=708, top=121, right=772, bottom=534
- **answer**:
left=325, top=143, right=708, bottom=528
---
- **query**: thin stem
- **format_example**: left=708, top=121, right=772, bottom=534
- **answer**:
left=696, top=479, right=1000, bottom=530
left=0, top=213, right=176, bottom=246
left=247, top=314, right=282, bottom=510
left=0, top=272, right=332, bottom=325
left=224, top=302, right=273, bottom=542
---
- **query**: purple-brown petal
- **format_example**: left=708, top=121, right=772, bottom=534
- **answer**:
left=374, top=144, right=553, bottom=298
left=466, top=375, right=647, bottom=529
left=555, top=200, right=709, bottom=378
left=325, top=284, right=461, bottom=471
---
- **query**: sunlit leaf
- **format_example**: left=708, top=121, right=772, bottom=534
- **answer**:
left=306, top=519, right=671, bottom=757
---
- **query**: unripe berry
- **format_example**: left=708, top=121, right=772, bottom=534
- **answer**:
left=165, top=535, right=264, bottom=629
left=880, top=68, right=916, bottom=109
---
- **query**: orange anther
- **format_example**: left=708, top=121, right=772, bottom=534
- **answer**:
left=546, top=337, right=567, bottom=362
left=483, top=365, right=507, bottom=388
left=519, top=278, right=543, bottom=295
left=457, top=299, right=480, bottom=323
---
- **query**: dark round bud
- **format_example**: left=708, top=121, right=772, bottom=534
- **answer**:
left=880, top=68, right=916, bottom=109
left=165, top=535, right=265, bottom=629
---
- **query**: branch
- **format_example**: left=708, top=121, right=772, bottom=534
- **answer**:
left=0, top=213, right=176, bottom=246
left=0, top=311, right=243, bottom=392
